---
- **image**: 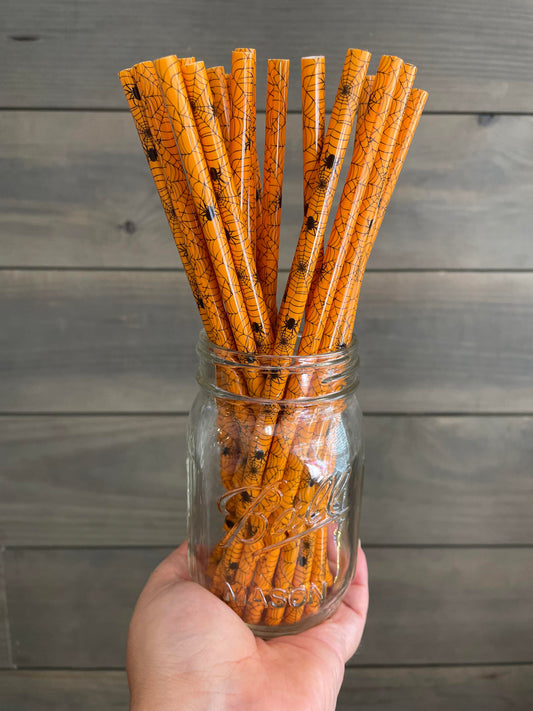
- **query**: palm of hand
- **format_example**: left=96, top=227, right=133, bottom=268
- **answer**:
left=127, top=543, right=368, bottom=711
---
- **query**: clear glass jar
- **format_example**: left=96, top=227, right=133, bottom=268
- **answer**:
left=187, top=331, right=364, bottom=638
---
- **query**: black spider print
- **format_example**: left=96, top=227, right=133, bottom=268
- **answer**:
left=146, top=147, right=158, bottom=162
left=340, top=82, right=352, bottom=99
left=262, top=403, right=277, bottom=416
left=126, top=83, right=141, bottom=102
left=253, top=449, right=266, bottom=461
left=241, top=490, right=253, bottom=504
left=268, top=368, right=283, bottom=384
left=248, top=456, right=261, bottom=474
left=295, top=258, right=309, bottom=277
left=164, top=202, right=176, bottom=221
left=323, top=152, right=335, bottom=170
left=224, top=226, right=237, bottom=243
left=198, top=201, right=216, bottom=224
left=298, top=555, right=308, bottom=567
left=282, top=317, right=298, bottom=335
left=316, top=175, right=328, bottom=192
left=236, top=268, right=251, bottom=289
left=209, top=166, right=224, bottom=184
left=251, top=322, right=264, bottom=336
left=305, top=215, right=317, bottom=233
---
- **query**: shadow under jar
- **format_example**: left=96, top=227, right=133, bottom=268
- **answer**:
left=187, top=331, right=364, bottom=638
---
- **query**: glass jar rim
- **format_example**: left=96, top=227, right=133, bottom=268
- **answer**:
left=196, top=330, right=359, bottom=370
left=195, top=331, right=359, bottom=404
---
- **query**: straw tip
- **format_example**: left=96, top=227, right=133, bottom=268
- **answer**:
left=153, top=54, right=179, bottom=73
left=182, top=59, right=204, bottom=72
left=346, top=48, right=372, bottom=62
left=413, top=87, right=429, bottom=102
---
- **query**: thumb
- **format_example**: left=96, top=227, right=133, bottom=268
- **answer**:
left=143, top=541, right=192, bottom=592
left=290, top=544, right=369, bottom=664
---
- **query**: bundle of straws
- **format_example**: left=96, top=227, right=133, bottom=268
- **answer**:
left=119, top=48, right=427, bottom=626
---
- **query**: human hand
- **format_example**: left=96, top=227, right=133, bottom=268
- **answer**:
left=127, top=542, right=368, bottom=711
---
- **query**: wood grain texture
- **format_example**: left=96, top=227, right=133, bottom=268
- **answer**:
left=339, top=665, right=533, bottom=711
left=1, top=416, right=532, bottom=547
left=5, top=548, right=533, bottom=667
left=0, top=550, right=13, bottom=668
left=6, top=548, right=165, bottom=668
left=1, top=270, right=532, bottom=414
left=2, top=112, right=533, bottom=269
left=0, top=417, right=186, bottom=547
left=0, top=671, right=129, bottom=710
left=1, top=666, right=532, bottom=710
left=361, top=416, right=533, bottom=545
left=2, top=0, right=533, bottom=111
left=5, top=548, right=166, bottom=669
left=358, top=548, right=533, bottom=665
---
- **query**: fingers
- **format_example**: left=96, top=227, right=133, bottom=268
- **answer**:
left=294, top=544, right=369, bottom=666
left=328, top=545, right=369, bottom=661
left=148, top=541, right=191, bottom=588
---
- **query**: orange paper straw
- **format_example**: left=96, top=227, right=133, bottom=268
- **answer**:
left=230, top=48, right=257, bottom=251
left=120, top=60, right=252, bottom=508
left=180, top=60, right=274, bottom=353
left=247, top=57, right=406, bottom=624
left=256, top=58, right=290, bottom=327
left=235, top=48, right=261, bottom=256
left=283, top=421, right=337, bottom=624
left=281, top=90, right=429, bottom=599
left=153, top=55, right=261, bottom=384
left=272, top=85, right=428, bottom=616
left=235, top=47, right=371, bottom=497
left=119, top=64, right=235, bottom=355
left=299, top=56, right=405, bottom=357
left=325, top=86, right=429, bottom=350
left=301, top=56, right=326, bottom=316
left=270, top=60, right=412, bottom=623
left=301, top=56, right=326, bottom=215
left=207, top=65, right=232, bottom=149
left=212, top=48, right=370, bottom=600
left=128, top=59, right=251, bottom=479
left=269, top=48, right=370, bottom=365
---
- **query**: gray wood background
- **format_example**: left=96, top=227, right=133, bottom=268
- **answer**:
left=1, top=0, right=533, bottom=708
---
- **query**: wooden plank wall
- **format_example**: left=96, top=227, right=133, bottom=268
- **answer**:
left=1, top=1, right=533, bottom=708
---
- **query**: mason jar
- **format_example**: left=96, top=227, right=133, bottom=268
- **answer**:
left=186, top=331, right=364, bottom=638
